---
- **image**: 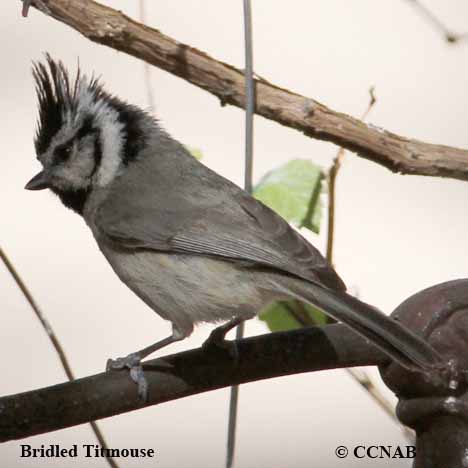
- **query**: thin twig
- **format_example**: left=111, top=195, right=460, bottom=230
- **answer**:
left=227, top=2, right=255, bottom=467
left=347, top=368, right=396, bottom=417
left=324, top=89, right=413, bottom=442
left=21, top=0, right=32, bottom=17
left=138, top=0, right=156, bottom=113
left=21, top=0, right=48, bottom=17
left=346, top=368, right=414, bottom=441
left=404, top=0, right=468, bottom=44
left=326, top=87, right=376, bottom=265
left=0, top=247, right=120, bottom=468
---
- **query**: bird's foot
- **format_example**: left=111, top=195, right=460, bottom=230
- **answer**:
left=106, top=353, right=148, bottom=401
left=202, top=327, right=239, bottom=362
left=106, top=352, right=141, bottom=370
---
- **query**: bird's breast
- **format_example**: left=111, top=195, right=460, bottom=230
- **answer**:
left=93, top=242, right=265, bottom=326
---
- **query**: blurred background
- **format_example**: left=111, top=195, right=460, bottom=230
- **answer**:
left=2, top=1, right=468, bottom=466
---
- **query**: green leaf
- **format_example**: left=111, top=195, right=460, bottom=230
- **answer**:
left=185, top=146, right=203, bottom=160
left=259, top=300, right=327, bottom=332
left=253, top=159, right=323, bottom=234
left=254, top=159, right=326, bottom=331
left=259, top=302, right=302, bottom=332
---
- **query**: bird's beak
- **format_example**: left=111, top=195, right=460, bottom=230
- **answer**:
left=25, top=171, right=50, bottom=191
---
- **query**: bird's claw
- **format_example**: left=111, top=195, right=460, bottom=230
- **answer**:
left=203, top=332, right=239, bottom=362
left=129, top=365, right=149, bottom=401
left=106, top=352, right=141, bottom=370
left=106, top=353, right=149, bottom=401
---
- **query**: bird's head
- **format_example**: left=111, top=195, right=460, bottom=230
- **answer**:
left=25, top=55, right=149, bottom=214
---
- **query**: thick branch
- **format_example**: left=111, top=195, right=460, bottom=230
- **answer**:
left=0, top=324, right=387, bottom=442
left=27, top=0, right=468, bottom=181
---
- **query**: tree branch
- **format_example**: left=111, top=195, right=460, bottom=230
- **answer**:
left=0, top=324, right=388, bottom=442
left=25, top=0, right=468, bottom=182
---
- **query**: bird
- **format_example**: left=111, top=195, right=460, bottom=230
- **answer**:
left=25, top=56, right=439, bottom=396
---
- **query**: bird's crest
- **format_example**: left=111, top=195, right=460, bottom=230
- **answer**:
left=32, top=54, right=104, bottom=155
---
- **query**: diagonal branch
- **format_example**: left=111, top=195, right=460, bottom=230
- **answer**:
left=0, top=324, right=389, bottom=442
left=0, top=247, right=120, bottom=468
left=24, top=0, right=468, bottom=182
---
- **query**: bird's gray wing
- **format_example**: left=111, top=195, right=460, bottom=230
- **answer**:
left=95, top=152, right=345, bottom=291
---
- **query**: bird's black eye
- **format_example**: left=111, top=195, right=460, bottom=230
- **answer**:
left=55, top=141, right=73, bottom=163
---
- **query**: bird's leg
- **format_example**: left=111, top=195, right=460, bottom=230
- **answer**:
left=202, top=317, right=246, bottom=360
left=106, top=327, right=186, bottom=400
left=205, top=317, right=245, bottom=345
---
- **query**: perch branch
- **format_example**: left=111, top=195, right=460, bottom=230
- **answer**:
left=0, top=324, right=388, bottom=442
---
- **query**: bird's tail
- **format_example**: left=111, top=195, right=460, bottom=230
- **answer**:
left=285, top=280, right=441, bottom=370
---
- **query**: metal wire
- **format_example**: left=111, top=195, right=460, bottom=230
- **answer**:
left=139, top=0, right=156, bottom=112
left=226, top=1, right=255, bottom=467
